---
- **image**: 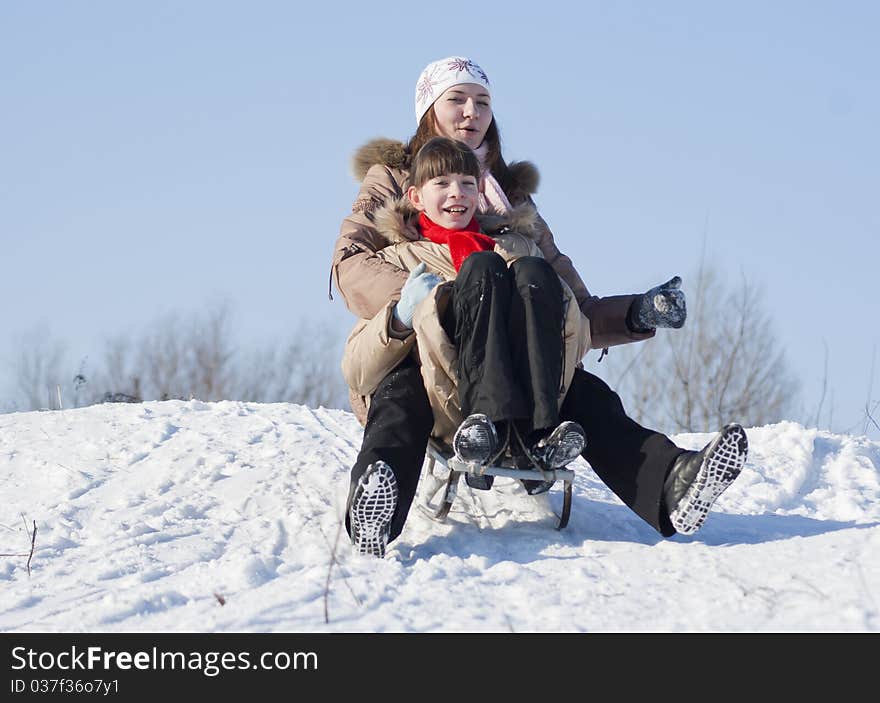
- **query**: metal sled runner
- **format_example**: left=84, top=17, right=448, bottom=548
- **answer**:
left=420, top=429, right=575, bottom=530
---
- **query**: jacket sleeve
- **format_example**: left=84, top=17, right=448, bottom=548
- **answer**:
left=531, top=208, right=655, bottom=349
left=332, top=164, right=411, bottom=320
left=341, top=301, right=417, bottom=396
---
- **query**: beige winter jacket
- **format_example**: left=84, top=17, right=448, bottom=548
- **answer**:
left=341, top=198, right=592, bottom=447
left=331, top=138, right=654, bottom=429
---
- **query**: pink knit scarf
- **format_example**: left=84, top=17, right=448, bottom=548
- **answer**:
left=473, top=142, right=513, bottom=215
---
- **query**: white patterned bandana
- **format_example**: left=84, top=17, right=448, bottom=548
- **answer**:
left=414, top=56, right=491, bottom=124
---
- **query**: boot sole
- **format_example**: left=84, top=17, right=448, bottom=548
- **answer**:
left=543, top=423, right=586, bottom=469
left=514, top=422, right=585, bottom=495
left=350, top=462, right=398, bottom=557
left=670, top=424, right=748, bottom=535
left=453, top=414, right=498, bottom=464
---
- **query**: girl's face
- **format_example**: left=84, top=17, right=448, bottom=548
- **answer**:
left=408, top=173, right=480, bottom=229
left=431, top=83, right=492, bottom=150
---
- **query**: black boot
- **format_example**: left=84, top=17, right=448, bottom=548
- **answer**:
left=455, top=414, right=500, bottom=490
left=453, top=413, right=498, bottom=465
left=532, top=421, right=586, bottom=469
left=465, top=421, right=511, bottom=492
left=349, top=461, right=399, bottom=558
left=514, top=422, right=586, bottom=496
left=663, top=424, right=748, bottom=535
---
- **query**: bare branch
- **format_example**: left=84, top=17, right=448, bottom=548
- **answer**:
left=866, top=406, right=880, bottom=434
left=815, top=340, right=829, bottom=429
left=13, top=328, right=66, bottom=411
left=324, top=518, right=347, bottom=625
left=864, top=346, right=877, bottom=437
left=1, top=519, right=37, bottom=577
left=26, top=521, right=37, bottom=576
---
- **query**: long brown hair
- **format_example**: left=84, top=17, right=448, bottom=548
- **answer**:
left=405, top=109, right=510, bottom=187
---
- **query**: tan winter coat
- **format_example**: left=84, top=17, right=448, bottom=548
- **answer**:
left=342, top=198, right=592, bottom=447
left=331, top=138, right=654, bottom=429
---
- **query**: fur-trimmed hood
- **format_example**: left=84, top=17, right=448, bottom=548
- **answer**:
left=351, top=138, right=411, bottom=180
left=351, top=138, right=541, bottom=202
left=372, top=195, right=541, bottom=246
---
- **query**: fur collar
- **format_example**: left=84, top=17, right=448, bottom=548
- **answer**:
left=350, top=138, right=541, bottom=200
left=372, top=196, right=540, bottom=246
left=351, top=138, right=410, bottom=180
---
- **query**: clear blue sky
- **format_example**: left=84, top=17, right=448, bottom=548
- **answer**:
left=2, top=1, right=877, bottom=436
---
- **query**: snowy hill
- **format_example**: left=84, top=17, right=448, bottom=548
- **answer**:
left=1, top=401, right=878, bottom=632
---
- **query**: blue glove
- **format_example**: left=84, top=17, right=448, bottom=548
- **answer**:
left=628, top=276, right=687, bottom=331
left=393, top=263, right=442, bottom=329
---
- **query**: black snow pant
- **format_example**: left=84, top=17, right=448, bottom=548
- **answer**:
left=441, top=251, right=564, bottom=435
left=345, top=356, right=434, bottom=543
left=560, top=367, right=682, bottom=536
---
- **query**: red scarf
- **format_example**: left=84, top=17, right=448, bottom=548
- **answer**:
left=418, top=212, right=496, bottom=272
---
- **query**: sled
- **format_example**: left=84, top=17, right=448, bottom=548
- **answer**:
left=421, top=426, right=574, bottom=530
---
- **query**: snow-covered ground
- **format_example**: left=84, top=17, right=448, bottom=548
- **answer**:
left=1, top=401, right=878, bottom=632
